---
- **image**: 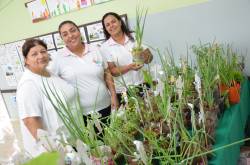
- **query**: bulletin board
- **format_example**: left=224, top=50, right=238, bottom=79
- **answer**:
left=1, top=90, right=18, bottom=119
left=0, top=44, right=24, bottom=90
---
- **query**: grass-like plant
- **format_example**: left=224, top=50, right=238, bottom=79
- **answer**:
left=42, top=81, right=107, bottom=159
left=132, top=6, right=149, bottom=65
left=134, top=6, right=148, bottom=51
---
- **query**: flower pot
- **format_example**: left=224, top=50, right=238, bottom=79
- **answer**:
left=219, top=83, right=228, bottom=94
left=132, top=48, right=153, bottom=65
left=140, top=48, right=153, bottom=64
left=90, top=156, right=115, bottom=165
left=132, top=49, right=144, bottom=65
left=205, top=111, right=217, bottom=138
left=228, top=85, right=240, bottom=105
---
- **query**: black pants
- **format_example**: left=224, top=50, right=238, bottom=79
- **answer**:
left=117, top=83, right=151, bottom=105
left=83, top=105, right=111, bottom=137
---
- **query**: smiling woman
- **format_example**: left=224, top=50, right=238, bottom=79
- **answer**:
left=22, top=40, right=50, bottom=76
left=16, top=39, right=75, bottom=157
left=100, top=12, right=152, bottom=104
left=49, top=20, right=118, bottom=128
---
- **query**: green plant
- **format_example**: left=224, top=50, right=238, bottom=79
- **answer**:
left=192, top=43, right=219, bottom=109
left=42, top=81, right=105, bottom=158
left=217, top=44, right=244, bottom=86
left=134, top=6, right=148, bottom=51
left=131, top=5, right=149, bottom=65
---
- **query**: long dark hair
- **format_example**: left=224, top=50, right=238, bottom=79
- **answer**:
left=101, top=12, right=134, bottom=41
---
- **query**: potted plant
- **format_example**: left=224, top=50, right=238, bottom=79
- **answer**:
left=218, top=45, right=244, bottom=105
left=132, top=6, right=153, bottom=65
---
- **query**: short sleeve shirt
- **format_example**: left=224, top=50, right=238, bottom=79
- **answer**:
left=48, top=44, right=111, bottom=114
left=17, top=69, right=75, bottom=157
left=100, top=35, right=144, bottom=93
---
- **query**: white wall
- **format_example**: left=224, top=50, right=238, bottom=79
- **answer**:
left=129, top=0, right=250, bottom=75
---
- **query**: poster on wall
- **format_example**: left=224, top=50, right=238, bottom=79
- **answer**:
left=25, top=0, right=50, bottom=23
left=86, top=22, right=105, bottom=42
left=0, top=43, right=24, bottom=87
left=67, top=0, right=92, bottom=10
left=0, top=64, right=17, bottom=87
left=53, top=32, right=65, bottom=49
left=14, top=40, right=25, bottom=57
left=26, top=0, right=114, bottom=22
left=0, top=47, right=9, bottom=68
left=85, top=14, right=126, bottom=43
left=0, top=45, right=5, bottom=53
left=79, top=26, right=88, bottom=43
left=46, top=0, right=92, bottom=16
left=67, top=0, right=79, bottom=11
left=1, top=92, right=19, bottom=119
left=79, top=0, right=92, bottom=8
left=39, top=34, right=55, bottom=50
left=46, top=0, right=70, bottom=17
left=13, top=40, right=25, bottom=72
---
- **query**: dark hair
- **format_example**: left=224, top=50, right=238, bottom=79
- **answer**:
left=101, top=12, right=134, bottom=41
left=22, top=39, right=47, bottom=58
left=58, top=20, right=80, bottom=36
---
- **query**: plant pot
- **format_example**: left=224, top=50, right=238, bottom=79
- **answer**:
left=228, top=84, right=240, bottom=105
left=219, top=83, right=228, bottom=95
left=132, top=48, right=153, bottom=65
left=205, top=111, right=217, bottom=138
left=90, top=156, right=115, bottom=165
left=132, top=49, right=144, bottom=65
left=140, top=48, right=153, bottom=64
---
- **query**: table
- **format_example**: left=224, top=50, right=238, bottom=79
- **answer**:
left=209, top=80, right=250, bottom=165
left=24, top=81, right=250, bottom=165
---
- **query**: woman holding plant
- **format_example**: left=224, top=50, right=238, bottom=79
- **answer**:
left=49, top=20, right=117, bottom=125
left=17, top=39, right=75, bottom=157
left=100, top=12, right=152, bottom=103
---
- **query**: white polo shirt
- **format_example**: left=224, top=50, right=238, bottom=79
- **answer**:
left=49, top=44, right=111, bottom=114
left=100, top=35, right=144, bottom=93
left=17, top=69, right=75, bottom=157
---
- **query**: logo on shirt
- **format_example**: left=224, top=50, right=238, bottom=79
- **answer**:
left=93, top=59, right=102, bottom=66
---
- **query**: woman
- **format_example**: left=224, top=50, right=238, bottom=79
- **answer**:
left=50, top=20, right=117, bottom=125
left=100, top=12, right=150, bottom=103
left=16, top=39, right=75, bottom=157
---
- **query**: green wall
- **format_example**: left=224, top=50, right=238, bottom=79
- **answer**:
left=0, top=0, right=206, bottom=44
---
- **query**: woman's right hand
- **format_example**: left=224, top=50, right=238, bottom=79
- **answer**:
left=129, top=63, right=144, bottom=71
